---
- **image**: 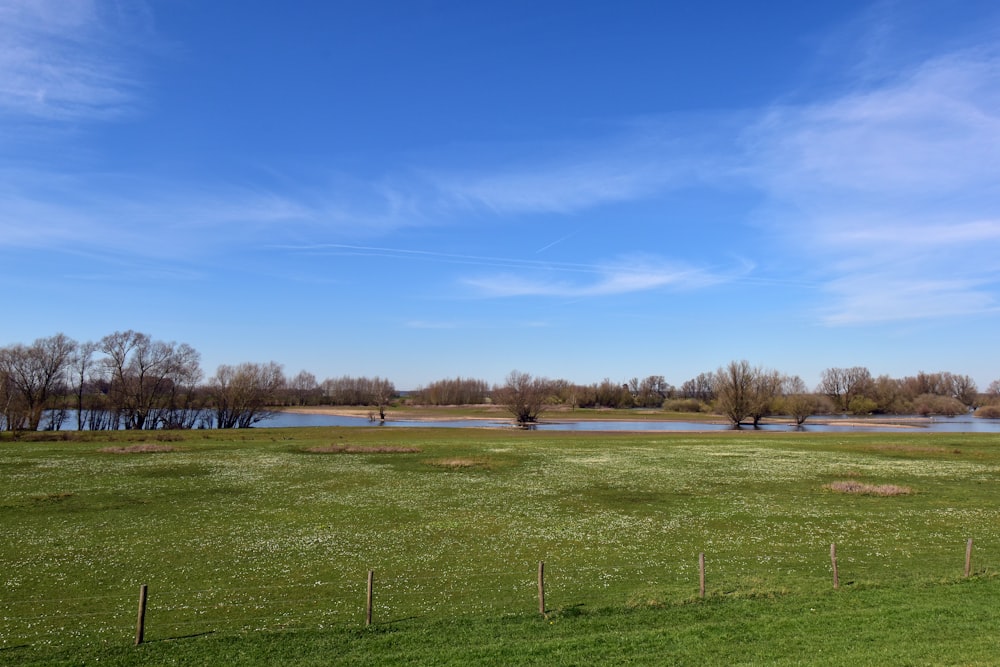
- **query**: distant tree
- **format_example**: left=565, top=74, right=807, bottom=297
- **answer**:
left=629, top=375, right=674, bottom=408
left=912, top=394, right=967, bottom=417
left=0, top=333, right=76, bottom=431
left=781, top=375, right=823, bottom=426
left=713, top=360, right=757, bottom=427
left=209, top=362, right=285, bottom=428
left=747, top=368, right=783, bottom=427
left=69, top=341, right=99, bottom=431
left=100, top=330, right=202, bottom=430
left=494, top=370, right=551, bottom=426
left=818, top=367, right=873, bottom=413
left=680, top=372, right=716, bottom=402
left=870, top=374, right=906, bottom=414
left=286, top=370, right=320, bottom=406
left=592, top=378, right=633, bottom=409
left=414, top=377, right=490, bottom=405
left=321, top=375, right=396, bottom=411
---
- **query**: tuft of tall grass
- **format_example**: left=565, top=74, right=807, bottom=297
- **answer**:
left=824, top=480, right=913, bottom=496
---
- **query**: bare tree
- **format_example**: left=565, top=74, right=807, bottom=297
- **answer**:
left=286, top=370, right=320, bottom=406
left=680, top=372, right=716, bottom=402
left=0, top=334, right=76, bottom=431
left=414, top=377, right=491, bottom=405
left=209, top=362, right=285, bottom=428
left=69, top=341, right=99, bottom=430
left=781, top=375, right=823, bottom=425
left=748, top=368, right=783, bottom=427
left=712, top=360, right=758, bottom=427
left=494, top=370, right=551, bottom=426
left=100, top=330, right=202, bottom=430
left=818, top=367, right=873, bottom=413
left=629, top=375, right=674, bottom=408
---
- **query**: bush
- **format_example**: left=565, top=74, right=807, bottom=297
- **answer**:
left=974, top=405, right=1000, bottom=419
left=913, top=394, right=967, bottom=417
left=662, top=398, right=706, bottom=413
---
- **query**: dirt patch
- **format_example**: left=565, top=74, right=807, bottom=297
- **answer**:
left=824, top=481, right=913, bottom=496
left=304, top=445, right=421, bottom=454
left=99, top=444, right=178, bottom=454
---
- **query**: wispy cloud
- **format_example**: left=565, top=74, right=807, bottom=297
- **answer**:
left=463, top=255, right=728, bottom=298
left=0, top=0, right=145, bottom=122
left=746, top=46, right=1000, bottom=325
left=276, top=244, right=734, bottom=298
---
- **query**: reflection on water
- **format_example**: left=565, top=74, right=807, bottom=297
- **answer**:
left=264, top=412, right=1000, bottom=433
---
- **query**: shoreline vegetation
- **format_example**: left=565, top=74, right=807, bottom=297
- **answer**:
left=277, top=404, right=941, bottom=428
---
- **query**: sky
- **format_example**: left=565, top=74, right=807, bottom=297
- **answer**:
left=2, top=0, right=1000, bottom=391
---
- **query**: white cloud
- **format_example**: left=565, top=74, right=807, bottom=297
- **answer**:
left=0, top=0, right=143, bottom=122
left=821, top=275, right=998, bottom=326
left=746, top=48, right=1000, bottom=326
left=463, top=256, right=725, bottom=298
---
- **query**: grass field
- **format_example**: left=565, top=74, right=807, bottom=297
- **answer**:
left=2, top=427, right=999, bottom=665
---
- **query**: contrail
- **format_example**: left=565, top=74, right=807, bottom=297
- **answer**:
left=535, top=230, right=578, bottom=254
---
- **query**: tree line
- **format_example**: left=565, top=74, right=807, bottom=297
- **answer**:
left=491, top=363, right=999, bottom=426
left=0, top=331, right=396, bottom=432
left=3, top=331, right=1000, bottom=431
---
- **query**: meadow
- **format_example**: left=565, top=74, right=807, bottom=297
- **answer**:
left=2, top=427, right=999, bottom=665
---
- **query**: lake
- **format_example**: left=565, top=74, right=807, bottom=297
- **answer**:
left=263, top=412, right=1000, bottom=433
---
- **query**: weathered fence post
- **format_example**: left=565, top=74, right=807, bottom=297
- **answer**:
left=699, top=552, right=706, bottom=599
left=830, top=543, right=839, bottom=590
left=366, top=570, right=374, bottom=627
left=134, top=584, right=148, bottom=646
left=964, top=538, right=974, bottom=578
left=537, top=561, right=546, bottom=616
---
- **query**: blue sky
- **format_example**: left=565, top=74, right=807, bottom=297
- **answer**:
left=2, top=0, right=1000, bottom=390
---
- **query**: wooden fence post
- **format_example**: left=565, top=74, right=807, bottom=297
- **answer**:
left=830, top=543, right=839, bottom=590
left=134, top=584, right=148, bottom=646
left=366, top=570, right=374, bottom=627
left=699, top=552, right=706, bottom=599
left=537, top=561, right=546, bottom=616
left=964, top=538, right=974, bottom=578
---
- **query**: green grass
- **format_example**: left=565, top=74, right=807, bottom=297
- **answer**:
left=2, top=428, right=999, bottom=664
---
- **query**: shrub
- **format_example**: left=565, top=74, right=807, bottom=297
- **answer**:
left=974, top=405, right=1000, bottom=419
left=662, top=398, right=706, bottom=413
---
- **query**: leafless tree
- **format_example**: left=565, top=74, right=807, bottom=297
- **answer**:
left=781, top=375, right=823, bottom=425
left=680, top=372, right=716, bottom=402
left=286, top=370, right=320, bottom=406
left=320, top=375, right=396, bottom=409
left=209, top=362, right=285, bottom=428
left=748, top=368, right=783, bottom=427
left=818, top=367, right=873, bottom=413
left=413, top=377, right=490, bottom=405
left=629, top=375, right=674, bottom=408
left=494, top=370, right=551, bottom=426
left=100, top=330, right=202, bottom=430
left=69, top=341, right=99, bottom=430
left=0, top=333, right=76, bottom=431
left=712, top=360, right=757, bottom=427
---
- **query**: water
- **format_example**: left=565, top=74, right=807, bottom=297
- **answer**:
left=34, top=410, right=1000, bottom=433
left=262, top=412, right=1000, bottom=433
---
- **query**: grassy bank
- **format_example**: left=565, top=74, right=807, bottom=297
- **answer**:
left=2, top=428, right=998, bottom=664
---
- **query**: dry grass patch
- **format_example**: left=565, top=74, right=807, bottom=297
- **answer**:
left=867, top=444, right=961, bottom=455
left=304, top=444, right=421, bottom=454
left=426, top=457, right=490, bottom=469
left=99, top=444, right=177, bottom=454
left=824, top=481, right=913, bottom=496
